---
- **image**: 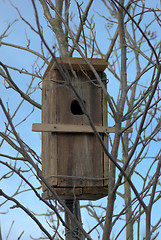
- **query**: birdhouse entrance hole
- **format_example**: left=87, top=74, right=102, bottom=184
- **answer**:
left=70, top=99, right=85, bottom=115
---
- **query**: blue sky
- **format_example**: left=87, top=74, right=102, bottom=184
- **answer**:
left=0, top=0, right=161, bottom=239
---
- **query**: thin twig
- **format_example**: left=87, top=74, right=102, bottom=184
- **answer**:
left=0, top=189, right=53, bottom=240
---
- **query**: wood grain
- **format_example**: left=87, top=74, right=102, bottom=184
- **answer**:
left=33, top=123, right=133, bottom=133
left=43, top=57, right=108, bottom=79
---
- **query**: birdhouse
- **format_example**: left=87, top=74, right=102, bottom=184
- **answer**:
left=33, top=57, right=109, bottom=200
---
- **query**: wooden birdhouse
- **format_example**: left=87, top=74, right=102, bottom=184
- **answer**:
left=33, top=57, right=109, bottom=200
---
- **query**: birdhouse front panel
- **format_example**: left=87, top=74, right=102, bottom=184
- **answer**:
left=56, top=71, right=103, bottom=188
left=42, top=67, right=104, bottom=187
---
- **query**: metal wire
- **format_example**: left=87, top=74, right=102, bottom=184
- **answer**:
left=38, top=78, right=109, bottom=90
left=45, top=174, right=109, bottom=181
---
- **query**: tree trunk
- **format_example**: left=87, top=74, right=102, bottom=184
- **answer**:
left=123, top=134, right=133, bottom=240
left=102, top=123, right=121, bottom=240
left=124, top=166, right=133, bottom=240
left=146, top=208, right=151, bottom=240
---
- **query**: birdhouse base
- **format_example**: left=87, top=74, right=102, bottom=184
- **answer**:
left=42, top=186, right=108, bottom=200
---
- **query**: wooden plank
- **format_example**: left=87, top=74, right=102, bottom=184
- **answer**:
left=43, top=57, right=108, bottom=79
left=41, top=70, right=58, bottom=191
left=42, top=186, right=108, bottom=200
left=42, top=188, right=83, bottom=200
left=101, top=73, right=109, bottom=186
left=52, top=57, right=107, bottom=71
left=32, top=123, right=133, bottom=133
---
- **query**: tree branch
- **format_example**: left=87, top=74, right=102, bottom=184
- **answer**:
left=0, top=189, right=53, bottom=240
left=0, top=62, right=41, bottom=109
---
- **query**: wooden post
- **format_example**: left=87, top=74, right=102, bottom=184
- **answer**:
left=65, top=200, right=83, bottom=240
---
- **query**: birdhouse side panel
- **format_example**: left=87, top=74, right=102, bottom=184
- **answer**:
left=42, top=132, right=58, bottom=191
left=42, top=70, right=58, bottom=191
left=102, top=90, right=109, bottom=186
left=42, top=70, right=57, bottom=124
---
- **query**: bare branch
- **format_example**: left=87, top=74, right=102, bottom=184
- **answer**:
left=0, top=62, right=41, bottom=109
left=0, top=189, right=53, bottom=240
left=1, top=41, right=48, bottom=63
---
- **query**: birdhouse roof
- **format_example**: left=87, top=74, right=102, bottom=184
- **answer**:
left=42, top=57, right=108, bottom=79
